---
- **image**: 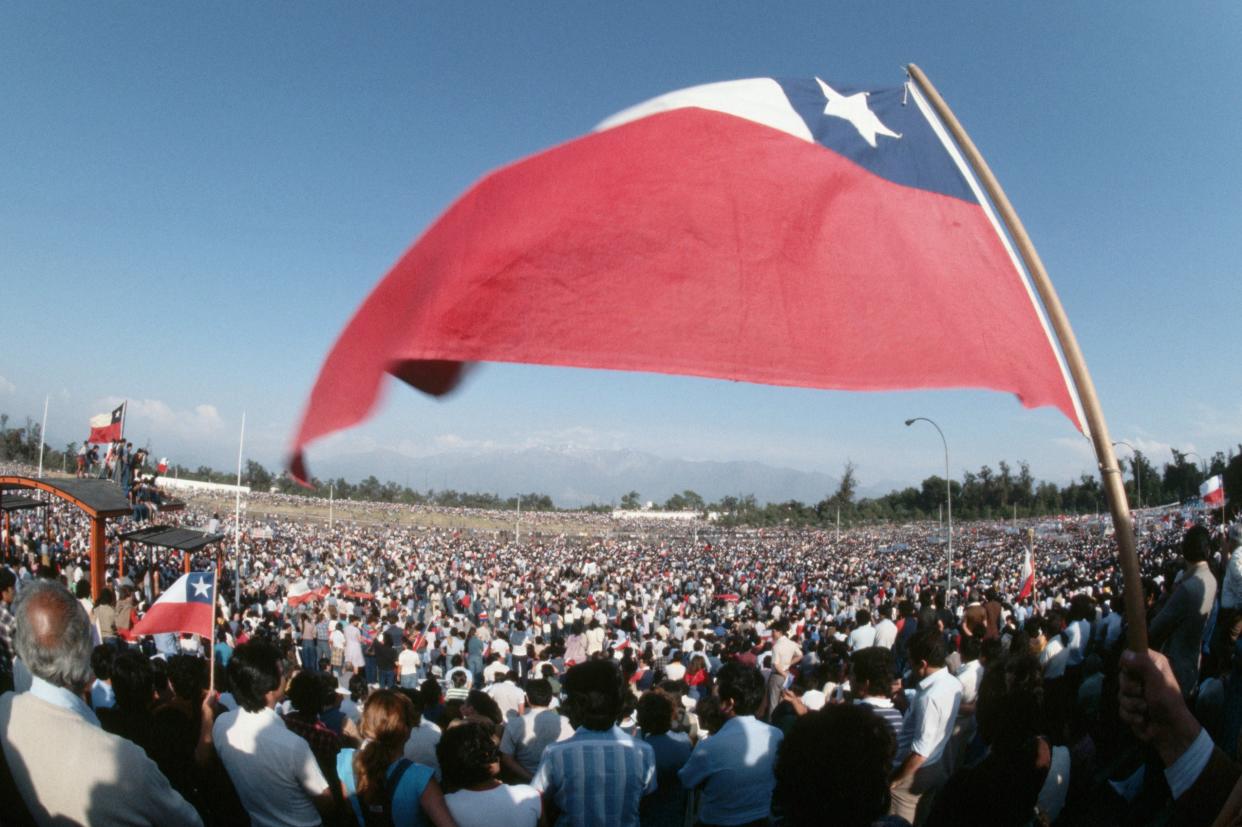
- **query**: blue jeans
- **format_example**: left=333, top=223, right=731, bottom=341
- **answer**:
left=301, top=642, right=318, bottom=672
left=316, top=640, right=330, bottom=670
left=379, top=669, right=396, bottom=689
left=364, top=654, right=378, bottom=685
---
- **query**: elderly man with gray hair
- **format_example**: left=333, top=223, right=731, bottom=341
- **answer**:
left=0, top=579, right=201, bottom=825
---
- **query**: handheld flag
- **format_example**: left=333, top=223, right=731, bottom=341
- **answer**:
left=126, top=571, right=215, bottom=640
left=287, top=580, right=329, bottom=606
left=88, top=403, right=125, bottom=445
left=1018, top=547, right=1035, bottom=601
left=1201, top=475, right=1225, bottom=508
left=289, top=74, right=1086, bottom=481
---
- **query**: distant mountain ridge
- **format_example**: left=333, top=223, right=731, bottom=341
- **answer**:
left=319, top=446, right=848, bottom=508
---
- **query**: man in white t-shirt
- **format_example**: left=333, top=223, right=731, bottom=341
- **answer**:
left=500, top=678, right=575, bottom=781
left=485, top=671, right=527, bottom=721
left=872, top=604, right=898, bottom=649
left=213, top=641, right=332, bottom=827
left=397, top=639, right=421, bottom=688
left=765, top=620, right=802, bottom=718
left=483, top=653, right=510, bottom=685
left=585, top=619, right=606, bottom=656
left=846, top=609, right=877, bottom=652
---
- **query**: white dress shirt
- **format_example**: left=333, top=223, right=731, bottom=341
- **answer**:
left=898, top=667, right=962, bottom=766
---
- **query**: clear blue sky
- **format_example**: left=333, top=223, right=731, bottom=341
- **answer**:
left=2, top=3, right=1239, bottom=494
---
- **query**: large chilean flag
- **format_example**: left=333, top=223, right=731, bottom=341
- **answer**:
left=126, top=571, right=215, bottom=640
left=289, top=76, right=1087, bottom=481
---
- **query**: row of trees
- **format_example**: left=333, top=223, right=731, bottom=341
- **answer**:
left=0, top=415, right=80, bottom=477
left=2, top=411, right=1237, bottom=526
left=617, top=449, right=1242, bottom=527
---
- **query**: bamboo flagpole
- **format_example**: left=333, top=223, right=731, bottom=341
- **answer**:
left=907, top=64, right=1146, bottom=651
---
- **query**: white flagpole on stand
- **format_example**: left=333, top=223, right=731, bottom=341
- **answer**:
left=37, top=395, right=49, bottom=478
left=233, top=412, right=245, bottom=609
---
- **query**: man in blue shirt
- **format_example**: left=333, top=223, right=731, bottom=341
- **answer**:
left=532, top=660, right=656, bottom=826
left=678, top=662, right=783, bottom=826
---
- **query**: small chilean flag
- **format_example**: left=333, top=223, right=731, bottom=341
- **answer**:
left=88, top=403, right=125, bottom=444
left=1201, top=475, right=1225, bottom=508
left=1018, top=548, right=1035, bottom=601
left=127, top=571, right=215, bottom=640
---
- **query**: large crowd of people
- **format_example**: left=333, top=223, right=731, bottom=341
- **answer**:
left=0, top=461, right=1240, bottom=825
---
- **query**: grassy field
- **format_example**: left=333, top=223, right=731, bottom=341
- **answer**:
left=185, top=493, right=606, bottom=536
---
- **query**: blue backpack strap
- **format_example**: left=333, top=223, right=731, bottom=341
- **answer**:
left=384, top=759, right=415, bottom=825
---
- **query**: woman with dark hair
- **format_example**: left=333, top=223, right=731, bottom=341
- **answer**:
left=336, top=689, right=457, bottom=826
left=775, top=703, right=902, bottom=827
left=420, top=676, right=445, bottom=725
left=564, top=620, right=588, bottom=666
left=926, top=653, right=1068, bottom=826
left=98, top=650, right=157, bottom=755
left=636, top=691, right=692, bottom=827
left=685, top=654, right=710, bottom=701
left=438, top=720, right=542, bottom=826
left=462, top=689, right=503, bottom=727
left=283, top=670, right=355, bottom=791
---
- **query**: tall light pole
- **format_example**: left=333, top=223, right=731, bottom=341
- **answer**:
left=1112, top=441, right=1141, bottom=510
left=906, top=417, right=953, bottom=598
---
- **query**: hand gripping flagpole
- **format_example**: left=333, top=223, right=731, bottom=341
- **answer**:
left=907, top=64, right=1146, bottom=652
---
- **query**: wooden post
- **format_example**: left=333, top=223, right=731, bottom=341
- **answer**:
left=183, top=549, right=191, bottom=575
left=907, top=64, right=1146, bottom=651
left=90, top=517, right=106, bottom=602
left=118, top=540, right=125, bottom=581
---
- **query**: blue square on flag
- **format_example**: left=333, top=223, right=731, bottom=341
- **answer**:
left=186, top=573, right=214, bottom=604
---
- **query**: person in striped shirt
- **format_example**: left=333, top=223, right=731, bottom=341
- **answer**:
left=531, top=660, right=656, bottom=826
left=851, top=646, right=911, bottom=764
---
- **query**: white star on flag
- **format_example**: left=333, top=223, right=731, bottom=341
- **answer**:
left=191, top=578, right=211, bottom=598
left=815, top=78, right=901, bottom=148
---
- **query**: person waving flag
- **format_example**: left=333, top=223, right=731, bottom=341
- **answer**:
left=1018, top=547, right=1035, bottom=601
left=125, top=571, right=216, bottom=640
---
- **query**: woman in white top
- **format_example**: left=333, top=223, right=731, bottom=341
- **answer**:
left=330, top=622, right=347, bottom=672
left=344, top=615, right=366, bottom=671
left=438, top=719, right=543, bottom=827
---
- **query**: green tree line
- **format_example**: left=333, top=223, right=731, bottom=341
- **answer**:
left=2, top=411, right=1237, bottom=523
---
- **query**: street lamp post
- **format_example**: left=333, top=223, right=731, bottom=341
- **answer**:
left=1112, top=441, right=1141, bottom=510
left=906, top=417, right=953, bottom=598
